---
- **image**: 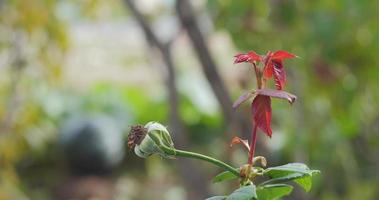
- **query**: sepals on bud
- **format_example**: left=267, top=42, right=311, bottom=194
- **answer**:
left=252, top=156, right=267, bottom=167
left=128, top=122, right=175, bottom=159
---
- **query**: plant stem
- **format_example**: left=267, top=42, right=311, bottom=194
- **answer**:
left=158, top=143, right=240, bottom=177
left=253, top=63, right=262, bottom=89
left=248, top=124, right=258, bottom=165
left=147, top=129, right=240, bottom=176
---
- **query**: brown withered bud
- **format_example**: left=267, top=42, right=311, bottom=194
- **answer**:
left=128, top=125, right=147, bottom=150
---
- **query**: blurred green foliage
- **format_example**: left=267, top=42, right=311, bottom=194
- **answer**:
left=0, top=0, right=67, bottom=199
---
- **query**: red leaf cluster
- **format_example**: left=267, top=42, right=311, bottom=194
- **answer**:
left=234, top=51, right=261, bottom=64
left=263, top=51, right=296, bottom=90
left=233, top=50, right=297, bottom=138
left=234, top=50, right=296, bottom=90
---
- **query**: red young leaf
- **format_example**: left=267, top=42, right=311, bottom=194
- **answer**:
left=255, top=89, right=297, bottom=104
left=272, top=50, right=296, bottom=61
left=233, top=91, right=254, bottom=109
left=251, top=95, right=272, bottom=137
left=263, top=62, right=274, bottom=78
left=230, top=136, right=250, bottom=151
left=272, top=61, right=286, bottom=90
left=262, top=50, right=297, bottom=89
left=234, top=51, right=262, bottom=64
left=263, top=51, right=274, bottom=78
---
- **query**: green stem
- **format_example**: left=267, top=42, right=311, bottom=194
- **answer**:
left=159, top=144, right=240, bottom=177
left=148, top=131, right=240, bottom=177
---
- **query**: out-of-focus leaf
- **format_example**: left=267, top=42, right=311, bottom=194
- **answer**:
left=261, top=172, right=306, bottom=185
left=230, top=136, right=250, bottom=151
left=255, top=89, right=296, bottom=104
left=213, top=170, right=239, bottom=183
left=263, top=163, right=320, bottom=192
left=257, top=184, right=293, bottom=200
left=233, top=91, right=254, bottom=109
left=206, top=196, right=226, bottom=200
left=294, top=174, right=313, bottom=192
left=227, top=184, right=257, bottom=200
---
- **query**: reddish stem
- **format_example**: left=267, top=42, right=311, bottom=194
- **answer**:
left=252, top=63, right=262, bottom=89
left=248, top=62, right=261, bottom=167
left=248, top=124, right=258, bottom=165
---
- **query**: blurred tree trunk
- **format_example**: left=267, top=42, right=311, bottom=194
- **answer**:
left=175, top=0, right=250, bottom=137
left=123, top=0, right=209, bottom=199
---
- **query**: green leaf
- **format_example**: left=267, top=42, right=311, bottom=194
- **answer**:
left=213, top=170, right=239, bottom=183
left=261, top=172, right=306, bottom=185
left=294, top=175, right=312, bottom=192
left=257, top=184, right=293, bottom=200
left=262, top=163, right=320, bottom=192
left=227, top=184, right=257, bottom=200
left=264, top=163, right=317, bottom=175
left=206, top=196, right=227, bottom=200
left=263, top=163, right=320, bottom=179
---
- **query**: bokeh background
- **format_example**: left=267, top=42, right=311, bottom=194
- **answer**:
left=1, top=0, right=379, bottom=199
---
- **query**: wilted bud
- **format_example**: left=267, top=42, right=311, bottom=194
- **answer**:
left=128, top=122, right=174, bottom=159
left=253, top=156, right=267, bottom=167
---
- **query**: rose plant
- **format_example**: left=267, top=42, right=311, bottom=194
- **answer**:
left=128, top=51, right=319, bottom=200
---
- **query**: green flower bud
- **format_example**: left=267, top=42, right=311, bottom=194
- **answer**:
left=128, top=122, right=175, bottom=159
